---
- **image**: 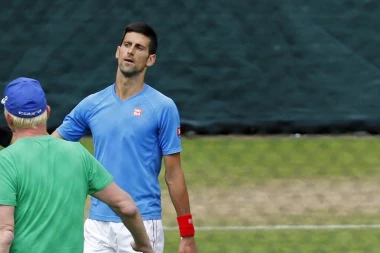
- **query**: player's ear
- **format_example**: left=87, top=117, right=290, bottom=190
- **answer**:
left=46, top=105, right=51, bottom=119
left=4, top=110, right=13, bottom=129
left=115, top=46, right=120, bottom=59
left=147, top=54, right=156, bottom=67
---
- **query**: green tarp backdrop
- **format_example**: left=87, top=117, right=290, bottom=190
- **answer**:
left=1, top=0, right=380, bottom=134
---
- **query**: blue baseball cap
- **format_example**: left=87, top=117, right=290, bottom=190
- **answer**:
left=1, top=77, right=47, bottom=118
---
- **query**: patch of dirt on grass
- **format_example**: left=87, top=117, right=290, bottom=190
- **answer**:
left=161, top=178, right=380, bottom=225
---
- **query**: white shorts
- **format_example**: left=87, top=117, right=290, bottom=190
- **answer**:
left=83, top=218, right=164, bottom=253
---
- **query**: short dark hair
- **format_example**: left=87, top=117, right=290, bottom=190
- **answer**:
left=119, top=22, right=158, bottom=55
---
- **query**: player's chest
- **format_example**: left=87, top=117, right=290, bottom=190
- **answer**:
left=88, top=102, right=157, bottom=137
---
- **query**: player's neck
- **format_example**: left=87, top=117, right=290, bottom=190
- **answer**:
left=115, top=69, right=146, bottom=100
left=12, top=125, right=49, bottom=143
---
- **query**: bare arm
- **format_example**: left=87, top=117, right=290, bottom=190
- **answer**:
left=164, top=153, right=191, bottom=215
left=0, top=205, right=14, bottom=253
left=92, top=182, right=153, bottom=253
left=164, top=153, right=197, bottom=252
left=51, top=130, right=63, bottom=139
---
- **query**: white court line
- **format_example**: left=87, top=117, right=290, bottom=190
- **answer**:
left=164, top=224, right=380, bottom=231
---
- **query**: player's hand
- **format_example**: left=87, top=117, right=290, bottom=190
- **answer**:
left=130, top=241, right=154, bottom=253
left=178, top=236, right=197, bottom=253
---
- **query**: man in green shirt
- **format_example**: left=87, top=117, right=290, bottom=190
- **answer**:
left=0, top=77, right=154, bottom=253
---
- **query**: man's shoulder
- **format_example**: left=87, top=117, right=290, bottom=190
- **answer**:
left=51, top=136, right=82, bottom=146
left=5, top=136, right=81, bottom=151
left=74, top=84, right=115, bottom=115
left=144, top=84, right=176, bottom=107
left=83, top=84, right=114, bottom=103
left=0, top=140, right=26, bottom=166
left=0, top=148, right=12, bottom=163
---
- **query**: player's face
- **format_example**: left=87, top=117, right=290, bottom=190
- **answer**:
left=116, top=32, right=156, bottom=77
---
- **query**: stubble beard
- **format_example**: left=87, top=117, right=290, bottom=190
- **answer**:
left=119, top=64, right=142, bottom=78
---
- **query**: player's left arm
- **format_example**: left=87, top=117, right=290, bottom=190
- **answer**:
left=164, top=153, right=191, bottom=216
left=164, top=154, right=197, bottom=252
left=159, top=98, right=197, bottom=252
left=0, top=205, right=14, bottom=253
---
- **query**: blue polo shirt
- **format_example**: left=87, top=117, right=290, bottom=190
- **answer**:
left=57, top=84, right=182, bottom=221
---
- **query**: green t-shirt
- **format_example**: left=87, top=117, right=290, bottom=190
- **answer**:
left=0, top=136, right=113, bottom=253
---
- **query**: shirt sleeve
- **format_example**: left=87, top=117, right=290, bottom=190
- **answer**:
left=81, top=146, right=113, bottom=195
left=56, top=98, right=91, bottom=141
left=159, top=99, right=182, bottom=155
left=0, top=155, right=17, bottom=206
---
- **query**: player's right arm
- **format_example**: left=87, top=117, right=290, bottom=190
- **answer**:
left=51, top=130, right=63, bottom=139
left=0, top=205, right=14, bottom=253
left=92, top=183, right=154, bottom=253
left=53, top=97, right=93, bottom=141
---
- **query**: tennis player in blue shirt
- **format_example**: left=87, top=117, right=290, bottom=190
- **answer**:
left=52, top=22, right=197, bottom=253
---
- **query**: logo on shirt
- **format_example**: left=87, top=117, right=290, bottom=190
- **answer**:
left=177, top=127, right=181, bottom=136
left=133, top=108, right=142, bottom=117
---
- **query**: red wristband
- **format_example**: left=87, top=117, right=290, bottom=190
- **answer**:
left=177, top=214, right=195, bottom=237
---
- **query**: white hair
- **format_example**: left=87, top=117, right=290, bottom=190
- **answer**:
left=5, top=109, right=48, bottom=128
